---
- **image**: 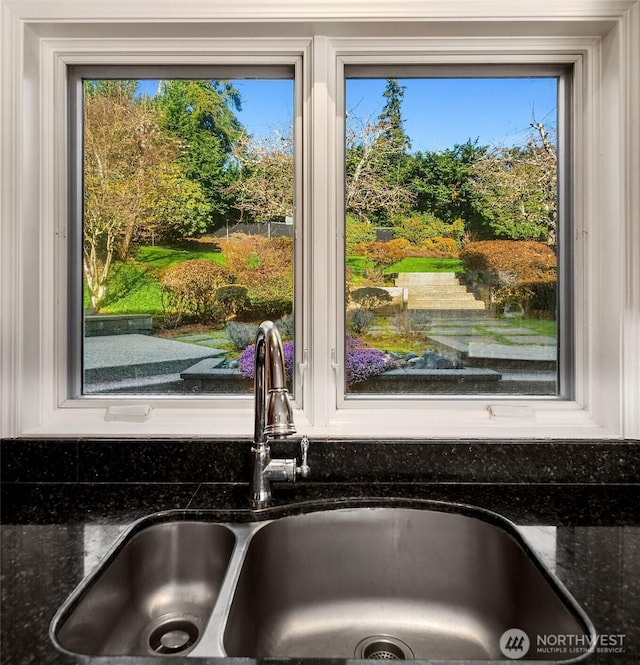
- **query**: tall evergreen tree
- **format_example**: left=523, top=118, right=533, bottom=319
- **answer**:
left=378, top=78, right=411, bottom=153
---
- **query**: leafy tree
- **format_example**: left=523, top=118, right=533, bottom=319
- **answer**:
left=137, top=163, right=211, bottom=244
left=345, top=213, right=376, bottom=254
left=392, top=213, right=464, bottom=246
left=156, top=80, right=244, bottom=223
left=226, top=132, right=294, bottom=223
left=406, top=140, right=487, bottom=228
left=345, top=111, right=414, bottom=225
left=84, top=83, right=177, bottom=310
left=345, top=79, right=414, bottom=225
left=468, top=124, right=557, bottom=244
left=84, top=79, right=137, bottom=101
left=83, top=81, right=212, bottom=310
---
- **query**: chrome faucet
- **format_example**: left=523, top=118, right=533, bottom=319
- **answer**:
left=250, top=320, right=310, bottom=509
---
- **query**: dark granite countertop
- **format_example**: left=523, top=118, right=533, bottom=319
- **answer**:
left=2, top=439, right=639, bottom=665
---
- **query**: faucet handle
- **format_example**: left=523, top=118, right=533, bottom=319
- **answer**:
left=296, top=435, right=311, bottom=478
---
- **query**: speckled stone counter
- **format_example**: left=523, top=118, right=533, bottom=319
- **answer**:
left=2, top=439, right=639, bottom=665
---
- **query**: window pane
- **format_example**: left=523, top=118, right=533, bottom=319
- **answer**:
left=80, top=77, right=295, bottom=396
left=344, top=76, right=559, bottom=396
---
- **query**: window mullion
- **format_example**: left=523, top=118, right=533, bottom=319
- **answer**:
left=307, top=36, right=340, bottom=427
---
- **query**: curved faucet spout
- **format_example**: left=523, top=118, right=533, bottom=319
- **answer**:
left=253, top=321, right=295, bottom=445
left=250, top=321, right=308, bottom=510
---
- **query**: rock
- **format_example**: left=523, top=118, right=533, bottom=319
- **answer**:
left=404, top=350, right=458, bottom=370
left=421, top=351, right=439, bottom=369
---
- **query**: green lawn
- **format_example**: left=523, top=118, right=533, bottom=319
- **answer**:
left=385, top=257, right=463, bottom=273
left=90, top=245, right=227, bottom=316
left=347, top=255, right=463, bottom=277
left=135, top=245, right=225, bottom=270
left=513, top=318, right=557, bottom=337
left=97, top=261, right=165, bottom=316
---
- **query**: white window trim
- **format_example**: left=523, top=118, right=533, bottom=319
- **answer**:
left=1, top=1, right=638, bottom=439
left=333, top=54, right=574, bottom=403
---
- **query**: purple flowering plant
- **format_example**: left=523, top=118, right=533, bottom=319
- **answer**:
left=344, top=334, right=397, bottom=386
left=239, top=341, right=295, bottom=383
left=238, top=335, right=395, bottom=387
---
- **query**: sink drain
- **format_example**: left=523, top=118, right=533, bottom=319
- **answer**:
left=356, top=636, right=414, bottom=660
left=148, top=618, right=199, bottom=655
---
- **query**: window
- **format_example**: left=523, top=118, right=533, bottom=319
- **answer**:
left=69, top=68, right=297, bottom=398
left=342, top=67, right=567, bottom=398
left=2, top=2, right=639, bottom=439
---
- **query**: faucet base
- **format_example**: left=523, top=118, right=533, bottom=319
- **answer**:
left=250, top=441, right=307, bottom=509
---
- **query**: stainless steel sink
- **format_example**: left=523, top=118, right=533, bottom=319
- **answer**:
left=223, top=508, right=592, bottom=660
left=51, top=504, right=595, bottom=661
left=53, top=520, right=235, bottom=656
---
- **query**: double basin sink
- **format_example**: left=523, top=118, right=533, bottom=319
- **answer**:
left=51, top=501, right=595, bottom=661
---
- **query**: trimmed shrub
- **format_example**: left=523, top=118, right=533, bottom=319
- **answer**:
left=521, top=280, right=557, bottom=315
left=223, top=233, right=294, bottom=319
left=459, top=240, right=556, bottom=280
left=350, top=286, right=393, bottom=310
left=161, top=259, right=233, bottom=322
left=414, top=236, right=460, bottom=258
left=459, top=240, right=557, bottom=315
left=215, top=285, right=249, bottom=320
left=243, top=296, right=293, bottom=321
left=352, top=239, right=409, bottom=279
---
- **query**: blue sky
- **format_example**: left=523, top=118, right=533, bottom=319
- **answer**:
left=347, top=77, right=557, bottom=152
left=136, top=77, right=557, bottom=152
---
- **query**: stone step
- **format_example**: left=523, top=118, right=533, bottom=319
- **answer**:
left=395, top=272, right=486, bottom=311
left=395, top=272, right=461, bottom=286
left=407, top=300, right=486, bottom=310
left=408, top=289, right=479, bottom=300
left=409, top=309, right=493, bottom=319
left=409, top=289, right=475, bottom=302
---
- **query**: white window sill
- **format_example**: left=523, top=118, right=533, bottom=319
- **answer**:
left=21, top=402, right=618, bottom=440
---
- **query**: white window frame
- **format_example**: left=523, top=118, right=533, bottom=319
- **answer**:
left=337, top=60, right=573, bottom=402
left=66, top=63, right=302, bottom=401
left=1, top=1, right=639, bottom=440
